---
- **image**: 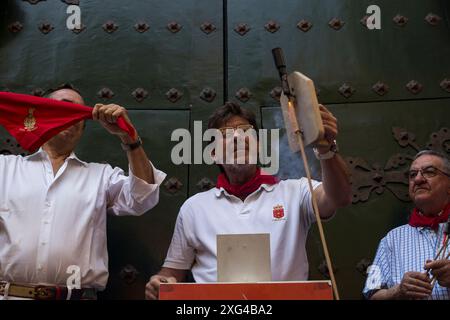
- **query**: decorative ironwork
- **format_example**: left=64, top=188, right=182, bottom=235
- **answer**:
left=134, top=22, right=149, bottom=33
left=425, top=13, right=441, bottom=26
left=360, top=15, right=369, bottom=27
left=406, top=80, right=423, bottom=95
left=132, top=88, right=148, bottom=102
left=297, top=20, right=312, bottom=32
left=425, top=128, right=450, bottom=154
left=0, top=138, right=27, bottom=156
left=234, top=23, right=250, bottom=36
left=200, top=22, right=216, bottom=34
left=393, top=14, right=408, bottom=27
left=97, top=87, right=114, bottom=100
left=347, top=156, right=411, bottom=203
left=165, top=88, right=182, bottom=103
left=348, top=127, right=449, bottom=203
left=392, top=127, right=420, bottom=151
left=372, top=82, right=389, bottom=96
left=356, top=258, right=372, bottom=276
left=235, top=87, right=252, bottom=102
left=264, top=20, right=280, bottom=33
left=8, top=22, right=23, bottom=33
left=338, top=83, right=355, bottom=98
left=164, top=177, right=183, bottom=193
left=270, top=86, right=282, bottom=101
left=197, top=177, right=215, bottom=192
left=167, top=21, right=182, bottom=33
left=38, top=22, right=54, bottom=34
left=440, top=78, right=450, bottom=93
left=199, top=87, right=216, bottom=103
left=71, top=24, right=86, bottom=34
left=119, top=264, right=139, bottom=285
left=328, top=18, right=345, bottom=30
left=102, top=21, right=118, bottom=33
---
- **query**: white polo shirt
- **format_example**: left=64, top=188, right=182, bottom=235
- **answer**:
left=163, top=178, right=322, bottom=282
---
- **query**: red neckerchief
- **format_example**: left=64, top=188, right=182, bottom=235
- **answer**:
left=408, top=203, right=450, bottom=231
left=216, top=167, right=279, bottom=200
left=0, top=91, right=136, bottom=152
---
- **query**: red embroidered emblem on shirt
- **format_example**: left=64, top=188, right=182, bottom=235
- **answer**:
left=273, top=204, right=285, bottom=219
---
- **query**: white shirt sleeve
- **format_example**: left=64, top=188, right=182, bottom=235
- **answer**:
left=106, top=161, right=166, bottom=216
left=163, top=204, right=196, bottom=270
left=298, top=178, right=323, bottom=227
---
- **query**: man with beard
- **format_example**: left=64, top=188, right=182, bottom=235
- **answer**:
left=0, top=84, right=166, bottom=300
left=363, top=150, right=450, bottom=300
left=145, top=101, right=351, bottom=300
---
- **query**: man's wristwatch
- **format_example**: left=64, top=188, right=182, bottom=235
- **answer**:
left=313, top=140, right=339, bottom=160
left=121, top=136, right=142, bottom=151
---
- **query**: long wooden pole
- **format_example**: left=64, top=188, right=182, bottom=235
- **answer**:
left=287, top=100, right=340, bottom=300
left=295, top=128, right=340, bottom=300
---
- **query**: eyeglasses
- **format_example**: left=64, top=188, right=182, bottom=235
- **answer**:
left=408, top=165, right=450, bottom=180
left=218, top=124, right=254, bottom=136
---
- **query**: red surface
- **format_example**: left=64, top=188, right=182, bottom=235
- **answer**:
left=159, top=281, right=333, bottom=300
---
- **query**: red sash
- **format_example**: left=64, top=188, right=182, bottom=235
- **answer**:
left=409, top=204, right=450, bottom=231
left=216, top=167, right=279, bottom=200
left=0, top=91, right=136, bottom=152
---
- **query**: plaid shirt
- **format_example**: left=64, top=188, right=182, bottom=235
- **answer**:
left=363, top=223, right=450, bottom=300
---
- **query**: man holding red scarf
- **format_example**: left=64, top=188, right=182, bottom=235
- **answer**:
left=364, top=150, right=450, bottom=300
left=145, top=102, right=352, bottom=300
left=0, top=84, right=166, bottom=300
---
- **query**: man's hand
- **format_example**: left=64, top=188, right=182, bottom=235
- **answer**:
left=145, top=275, right=177, bottom=300
left=425, top=259, right=450, bottom=288
left=93, top=103, right=136, bottom=142
left=394, top=271, right=432, bottom=299
left=316, top=104, right=338, bottom=154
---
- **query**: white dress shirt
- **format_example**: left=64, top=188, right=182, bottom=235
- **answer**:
left=0, top=149, right=166, bottom=290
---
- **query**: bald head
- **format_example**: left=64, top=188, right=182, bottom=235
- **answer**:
left=48, top=88, right=84, bottom=105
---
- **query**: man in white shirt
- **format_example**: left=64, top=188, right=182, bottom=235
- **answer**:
left=145, top=101, right=351, bottom=299
left=0, top=84, right=166, bottom=300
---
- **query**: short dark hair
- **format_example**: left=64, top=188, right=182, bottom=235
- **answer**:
left=413, top=150, right=450, bottom=173
left=208, top=101, right=258, bottom=131
left=44, top=83, right=82, bottom=98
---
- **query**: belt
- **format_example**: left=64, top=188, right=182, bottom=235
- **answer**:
left=0, top=281, right=97, bottom=300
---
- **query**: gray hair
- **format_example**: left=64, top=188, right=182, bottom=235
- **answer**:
left=413, top=150, right=450, bottom=173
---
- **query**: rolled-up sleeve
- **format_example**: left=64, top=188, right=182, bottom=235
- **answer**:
left=298, top=178, right=323, bottom=227
left=106, top=161, right=166, bottom=216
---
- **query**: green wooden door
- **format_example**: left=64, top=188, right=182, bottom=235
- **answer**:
left=1, top=0, right=449, bottom=299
